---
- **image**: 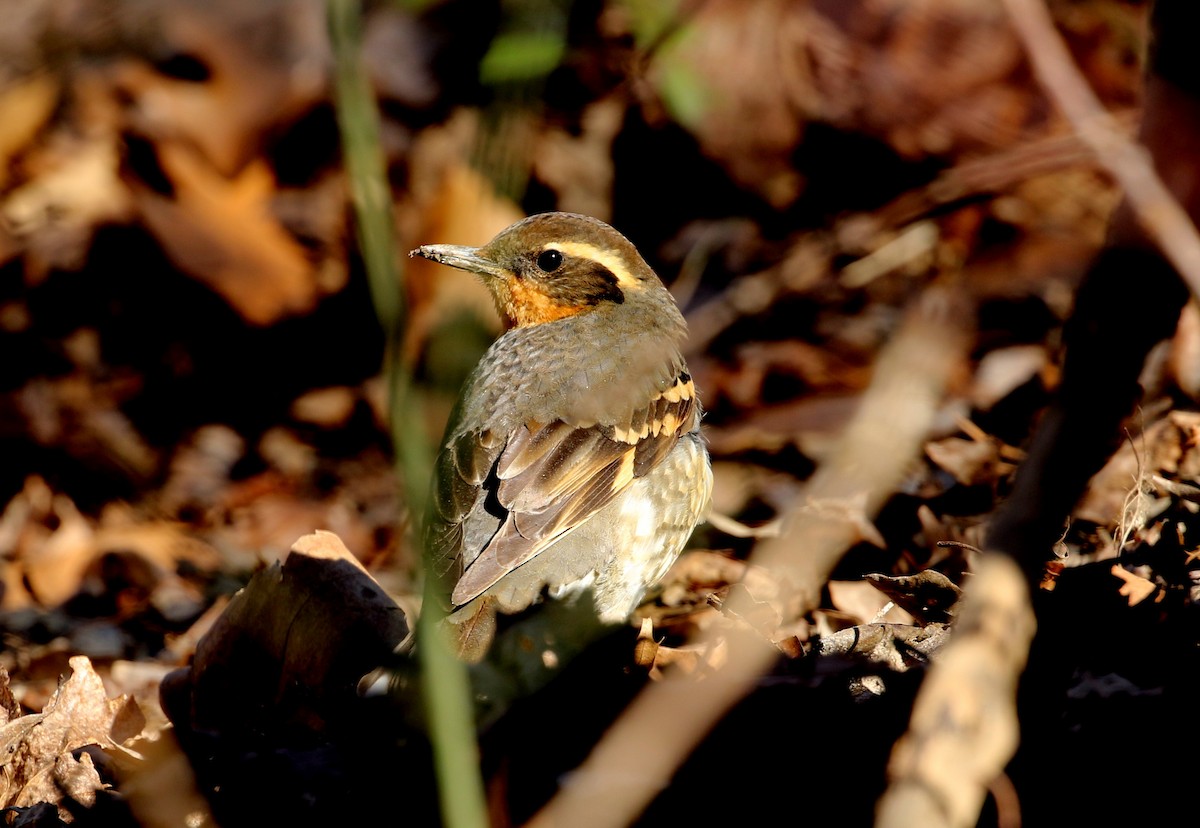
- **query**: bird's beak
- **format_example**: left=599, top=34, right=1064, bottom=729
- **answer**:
left=409, top=244, right=508, bottom=281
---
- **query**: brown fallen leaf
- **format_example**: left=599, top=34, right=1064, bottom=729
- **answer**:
left=19, top=489, right=96, bottom=609
left=160, top=530, right=409, bottom=736
left=1110, top=564, right=1159, bottom=607
left=925, top=435, right=1009, bottom=487
left=0, top=72, right=60, bottom=188
left=0, top=656, right=147, bottom=818
left=864, top=570, right=964, bottom=625
left=4, top=478, right=219, bottom=615
left=131, top=140, right=319, bottom=325
left=399, top=127, right=522, bottom=365
left=828, top=579, right=917, bottom=626
left=110, top=1, right=328, bottom=177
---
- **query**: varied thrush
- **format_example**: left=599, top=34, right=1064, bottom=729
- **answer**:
left=410, top=212, right=713, bottom=662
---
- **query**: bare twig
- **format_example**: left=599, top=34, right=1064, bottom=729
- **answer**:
left=934, top=540, right=983, bottom=555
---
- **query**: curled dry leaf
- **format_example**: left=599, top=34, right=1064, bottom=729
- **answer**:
left=21, top=492, right=95, bottom=608
left=160, top=531, right=409, bottom=736
left=0, top=656, right=148, bottom=818
left=864, top=570, right=964, bottom=625
left=925, top=435, right=1010, bottom=487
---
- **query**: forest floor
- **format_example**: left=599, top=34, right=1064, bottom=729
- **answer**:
left=1, top=1, right=1197, bottom=826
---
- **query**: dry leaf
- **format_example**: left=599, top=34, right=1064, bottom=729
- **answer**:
left=1111, top=565, right=1157, bottom=607
left=925, top=435, right=1008, bottom=486
left=398, top=112, right=523, bottom=362
left=828, top=579, right=916, bottom=626
left=161, top=531, right=409, bottom=735
left=111, top=2, right=328, bottom=176
left=970, top=345, right=1047, bottom=410
left=864, top=570, right=963, bottom=625
left=0, top=72, right=60, bottom=187
left=131, top=141, right=319, bottom=324
left=21, top=493, right=95, bottom=608
left=9, top=483, right=220, bottom=613
left=0, top=656, right=145, bottom=817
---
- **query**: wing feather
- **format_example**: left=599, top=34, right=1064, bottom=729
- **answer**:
left=449, top=371, right=700, bottom=606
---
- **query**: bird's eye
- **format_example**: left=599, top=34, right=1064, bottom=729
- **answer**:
left=536, top=250, right=564, bottom=272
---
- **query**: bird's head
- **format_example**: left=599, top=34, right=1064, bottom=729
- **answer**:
left=410, top=212, right=663, bottom=327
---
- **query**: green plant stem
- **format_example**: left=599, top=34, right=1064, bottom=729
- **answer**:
left=327, top=2, right=487, bottom=826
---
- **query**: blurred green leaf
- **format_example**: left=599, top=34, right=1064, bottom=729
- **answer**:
left=621, top=0, right=710, bottom=128
left=623, top=0, right=684, bottom=44
left=659, top=51, right=710, bottom=129
left=480, top=30, right=567, bottom=84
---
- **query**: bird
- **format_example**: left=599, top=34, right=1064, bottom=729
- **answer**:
left=410, top=211, right=712, bottom=663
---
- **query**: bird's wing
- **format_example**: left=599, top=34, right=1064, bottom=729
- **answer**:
left=424, top=423, right=506, bottom=581
left=448, top=371, right=698, bottom=606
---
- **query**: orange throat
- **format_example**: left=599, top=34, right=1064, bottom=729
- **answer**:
left=495, top=278, right=589, bottom=327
